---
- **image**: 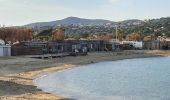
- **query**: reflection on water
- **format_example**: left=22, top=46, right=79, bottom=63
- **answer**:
left=35, top=57, right=170, bottom=100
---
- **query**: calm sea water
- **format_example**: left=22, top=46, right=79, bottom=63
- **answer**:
left=35, top=57, right=170, bottom=100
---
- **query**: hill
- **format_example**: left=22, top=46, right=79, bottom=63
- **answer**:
left=24, top=17, right=115, bottom=29
left=24, top=16, right=170, bottom=37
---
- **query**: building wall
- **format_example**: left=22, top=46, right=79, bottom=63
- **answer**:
left=143, top=41, right=160, bottom=50
left=0, top=46, right=11, bottom=56
left=0, top=47, right=3, bottom=56
left=11, top=40, right=118, bottom=56
left=122, top=41, right=143, bottom=49
left=11, top=46, right=43, bottom=56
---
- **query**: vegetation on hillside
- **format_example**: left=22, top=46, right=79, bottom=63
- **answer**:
left=0, top=17, right=170, bottom=43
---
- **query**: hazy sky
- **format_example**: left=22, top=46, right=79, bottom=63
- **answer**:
left=0, top=0, right=170, bottom=26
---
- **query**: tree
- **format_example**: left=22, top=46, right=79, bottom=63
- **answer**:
left=80, top=33, right=90, bottom=39
left=97, top=33, right=112, bottom=42
left=117, top=29, right=125, bottom=41
left=143, top=34, right=155, bottom=42
left=52, top=28, right=65, bottom=41
left=0, top=27, right=33, bottom=44
left=126, top=32, right=143, bottom=41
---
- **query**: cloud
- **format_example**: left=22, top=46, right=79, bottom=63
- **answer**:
left=109, top=0, right=120, bottom=3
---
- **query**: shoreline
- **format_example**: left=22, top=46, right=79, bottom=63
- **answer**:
left=0, top=50, right=169, bottom=100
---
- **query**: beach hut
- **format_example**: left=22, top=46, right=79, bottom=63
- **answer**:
left=0, top=45, right=11, bottom=56
left=0, top=39, right=11, bottom=57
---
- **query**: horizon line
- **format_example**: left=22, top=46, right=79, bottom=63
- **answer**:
left=1, top=16, right=170, bottom=27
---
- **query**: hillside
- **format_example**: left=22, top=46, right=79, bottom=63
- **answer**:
left=24, top=17, right=170, bottom=37
left=24, top=17, right=115, bottom=29
left=24, top=17, right=143, bottom=28
left=123, top=17, right=170, bottom=37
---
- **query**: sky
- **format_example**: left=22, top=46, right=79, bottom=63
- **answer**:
left=0, top=0, right=170, bottom=26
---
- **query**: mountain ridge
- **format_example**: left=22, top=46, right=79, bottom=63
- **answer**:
left=24, top=17, right=143, bottom=29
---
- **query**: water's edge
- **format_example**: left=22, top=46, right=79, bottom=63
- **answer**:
left=34, top=56, right=168, bottom=100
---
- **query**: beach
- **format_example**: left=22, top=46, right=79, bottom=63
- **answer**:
left=0, top=50, right=169, bottom=100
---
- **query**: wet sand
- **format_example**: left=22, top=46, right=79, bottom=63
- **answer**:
left=0, top=50, right=168, bottom=100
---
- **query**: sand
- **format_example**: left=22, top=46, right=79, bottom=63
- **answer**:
left=0, top=50, right=169, bottom=100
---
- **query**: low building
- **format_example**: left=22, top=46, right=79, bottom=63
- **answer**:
left=122, top=41, right=143, bottom=49
left=0, top=45, right=11, bottom=56
left=0, top=39, right=11, bottom=57
left=11, top=40, right=123, bottom=56
left=143, top=41, right=160, bottom=50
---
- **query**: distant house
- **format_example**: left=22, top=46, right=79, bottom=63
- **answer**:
left=143, top=37, right=170, bottom=50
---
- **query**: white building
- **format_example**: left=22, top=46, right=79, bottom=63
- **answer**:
left=0, top=39, right=11, bottom=57
left=122, top=41, right=143, bottom=49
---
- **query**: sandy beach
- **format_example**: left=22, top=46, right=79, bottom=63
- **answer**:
left=0, top=50, right=169, bottom=100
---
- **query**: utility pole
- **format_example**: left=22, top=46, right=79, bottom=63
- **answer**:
left=115, top=25, right=118, bottom=42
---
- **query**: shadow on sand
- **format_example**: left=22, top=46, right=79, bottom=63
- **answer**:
left=0, top=80, right=41, bottom=96
left=0, top=80, right=75, bottom=100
